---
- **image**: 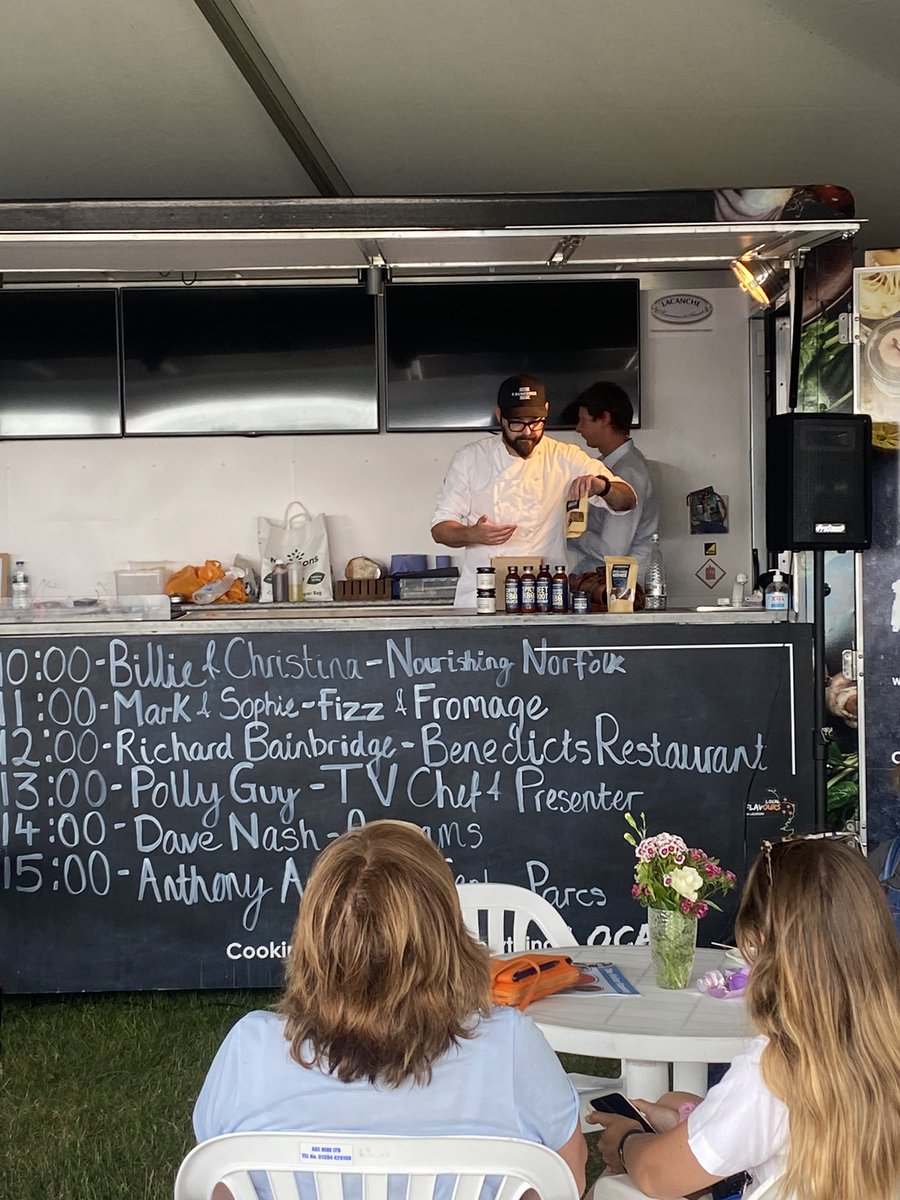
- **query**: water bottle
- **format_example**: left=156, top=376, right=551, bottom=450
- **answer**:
left=11, top=560, right=30, bottom=609
left=643, top=533, right=667, bottom=610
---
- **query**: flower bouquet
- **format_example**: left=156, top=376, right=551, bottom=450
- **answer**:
left=625, top=812, right=737, bottom=988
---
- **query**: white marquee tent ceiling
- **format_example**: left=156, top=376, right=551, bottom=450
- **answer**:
left=0, top=0, right=897, bottom=254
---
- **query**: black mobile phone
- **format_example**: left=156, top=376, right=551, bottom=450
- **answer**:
left=590, top=1093, right=655, bottom=1133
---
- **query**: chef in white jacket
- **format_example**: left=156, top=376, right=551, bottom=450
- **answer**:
left=431, top=374, right=636, bottom=608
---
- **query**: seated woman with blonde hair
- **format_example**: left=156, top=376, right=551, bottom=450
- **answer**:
left=194, top=819, right=586, bottom=1192
left=589, top=836, right=900, bottom=1200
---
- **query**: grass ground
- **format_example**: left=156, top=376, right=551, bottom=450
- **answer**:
left=2, top=991, right=613, bottom=1199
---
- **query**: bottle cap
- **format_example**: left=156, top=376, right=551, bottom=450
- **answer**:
left=773, top=570, right=783, bottom=581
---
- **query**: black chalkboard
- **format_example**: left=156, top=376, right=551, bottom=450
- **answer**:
left=0, top=622, right=814, bottom=993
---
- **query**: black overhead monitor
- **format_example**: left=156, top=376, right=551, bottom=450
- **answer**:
left=122, top=285, right=378, bottom=434
left=385, top=279, right=641, bottom=431
left=0, top=289, right=122, bottom=438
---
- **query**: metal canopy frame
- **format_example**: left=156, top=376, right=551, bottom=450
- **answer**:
left=0, top=195, right=860, bottom=282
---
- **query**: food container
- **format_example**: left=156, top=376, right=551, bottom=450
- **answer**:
left=114, top=567, right=170, bottom=597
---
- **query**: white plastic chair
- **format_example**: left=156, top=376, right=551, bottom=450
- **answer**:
left=590, top=1171, right=784, bottom=1200
left=174, top=1131, right=581, bottom=1200
left=456, top=882, right=577, bottom=953
left=456, top=882, right=624, bottom=1127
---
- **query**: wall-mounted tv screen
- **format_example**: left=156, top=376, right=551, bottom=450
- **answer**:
left=0, top=289, right=121, bottom=438
left=385, top=279, right=640, bottom=431
left=123, top=286, right=378, bottom=434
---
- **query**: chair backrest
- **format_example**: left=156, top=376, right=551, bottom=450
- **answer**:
left=174, top=1132, right=580, bottom=1200
left=456, top=882, right=575, bottom=953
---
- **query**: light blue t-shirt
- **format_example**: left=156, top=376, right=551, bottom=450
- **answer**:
left=193, top=1006, right=579, bottom=1150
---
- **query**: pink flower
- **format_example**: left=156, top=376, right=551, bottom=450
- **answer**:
left=690, top=848, right=704, bottom=861
left=705, top=862, right=722, bottom=877
left=663, top=873, right=672, bottom=887
left=725, top=870, right=736, bottom=883
left=680, top=899, right=693, bottom=914
left=695, top=902, right=709, bottom=919
left=674, top=851, right=685, bottom=864
left=632, top=883, right=641, bottom=898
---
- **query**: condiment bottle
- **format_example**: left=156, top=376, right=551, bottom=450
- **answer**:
left=764, top=570, right=789, bottom=611
left=520, top=564, right=537, bottom=613
left=504, top=565, right=521, bottom=614
left=536, top=564, right=552, bottom=613
left=288, top=561, right=304, bottom=602
left=551, top=566, right=569, bottom=613
left=271, top=559, right=289, bottom=603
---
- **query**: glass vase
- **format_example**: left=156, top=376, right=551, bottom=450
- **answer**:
left=648, top=907, right=698, bottom=989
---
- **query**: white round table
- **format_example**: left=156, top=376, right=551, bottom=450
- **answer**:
left=528, top=945, right=755, bottom=1098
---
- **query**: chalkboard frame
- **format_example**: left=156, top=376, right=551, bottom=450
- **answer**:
left=0, top=619, right=814, bottom=993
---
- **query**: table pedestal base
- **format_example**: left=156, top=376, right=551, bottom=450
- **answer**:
left=623, top=1059, right=710, bottom=1099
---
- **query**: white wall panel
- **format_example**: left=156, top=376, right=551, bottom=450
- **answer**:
left=0, top=285, right=752, bottom=608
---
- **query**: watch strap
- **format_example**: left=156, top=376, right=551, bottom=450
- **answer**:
left=617, top=1127, right=646, bottom=1168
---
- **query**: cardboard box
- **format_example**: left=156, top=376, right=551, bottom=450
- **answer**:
left=490, top=556, right=547, bottom=612
left=0, top=553, right=9, bottom=598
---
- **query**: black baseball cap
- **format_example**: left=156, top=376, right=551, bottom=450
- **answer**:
left=497, top=374, right=548, bottom=418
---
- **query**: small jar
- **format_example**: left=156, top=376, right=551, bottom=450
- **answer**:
left=572, top=590, right=589, bottom=614
left=476, top=566, right=496, bottom=615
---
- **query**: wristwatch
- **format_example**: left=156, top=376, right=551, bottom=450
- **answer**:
left=596, top=474, right=612, bottom=498
left=617, top=1127, right=645, bottom=1168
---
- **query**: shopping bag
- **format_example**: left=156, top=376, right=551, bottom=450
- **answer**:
left=489, top=953, right=581, bottom=1010
left=257, top=501, right=334, bottom=602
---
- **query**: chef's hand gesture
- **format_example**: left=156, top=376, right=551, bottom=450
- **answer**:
left=467, top=514, right=517, bottom=545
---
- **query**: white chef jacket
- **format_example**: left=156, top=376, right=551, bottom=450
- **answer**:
left=431, top=433, right=631, bottom=608
left=568, top=439, right=659, bottom=576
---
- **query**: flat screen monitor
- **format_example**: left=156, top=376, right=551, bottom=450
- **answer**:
left=122, top=286, right=378, bottom=434
left=0, top=289, right=121, bottom=438
left=385, top=279, right=640, bottom=431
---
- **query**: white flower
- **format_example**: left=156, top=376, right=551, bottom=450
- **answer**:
left=669, top=865, right=704, bottom=902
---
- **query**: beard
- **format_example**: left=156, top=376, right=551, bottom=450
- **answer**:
left=502, top=429, right=543, bottom=459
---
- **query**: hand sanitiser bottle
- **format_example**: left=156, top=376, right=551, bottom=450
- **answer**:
left=765, top=570, right=790, bottom=611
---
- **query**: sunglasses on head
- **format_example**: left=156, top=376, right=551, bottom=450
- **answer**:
left=504, top=417, right=546, bottom=432
left=761, top=830, right=862, bottom=883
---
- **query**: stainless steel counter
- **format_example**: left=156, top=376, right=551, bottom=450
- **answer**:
left=0, top=604, right=794, bottom=637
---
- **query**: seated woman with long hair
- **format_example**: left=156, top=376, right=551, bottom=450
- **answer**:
left=589, top=837, right=900, bottom=1200
left=194, top=820, right=586, bottom=1192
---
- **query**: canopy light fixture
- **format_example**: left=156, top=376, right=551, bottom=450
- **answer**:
left=547, top=236, right=585, bottom=266
left=730, top=255, right=790, bottom=306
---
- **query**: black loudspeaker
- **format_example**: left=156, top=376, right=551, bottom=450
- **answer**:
left=766, top=413, right=872, bottom=551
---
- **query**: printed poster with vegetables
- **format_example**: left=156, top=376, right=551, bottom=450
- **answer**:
left=856, top=258, right=900, bottom=848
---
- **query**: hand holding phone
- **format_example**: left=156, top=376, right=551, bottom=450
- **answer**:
left=590, top=1092, right=655, bottom=1133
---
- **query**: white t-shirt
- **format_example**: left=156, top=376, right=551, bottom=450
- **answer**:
left=568, top=440, right=659, bottom=576
left=431, top=434, right=631, bottom=608
left=193, top=1006, right=579, bottom=1150
left=687, top=1035, right=789, bottom=1189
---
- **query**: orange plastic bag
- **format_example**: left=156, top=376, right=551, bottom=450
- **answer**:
left=164, top=559, right=248, bottom=604
left=489, top=954, right=581, bottom=1010
left=165, top=564, right=202, bottom=598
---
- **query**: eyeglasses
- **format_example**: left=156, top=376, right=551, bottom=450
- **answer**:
left=505, top=417, right=546, bottom=433
left=762, top=830, right=862, bottom=883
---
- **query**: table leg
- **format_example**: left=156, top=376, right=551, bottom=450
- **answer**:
left=621, top=1060, right=668, bottom=1100
left=672, top=1061, right=708, bottom=1096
